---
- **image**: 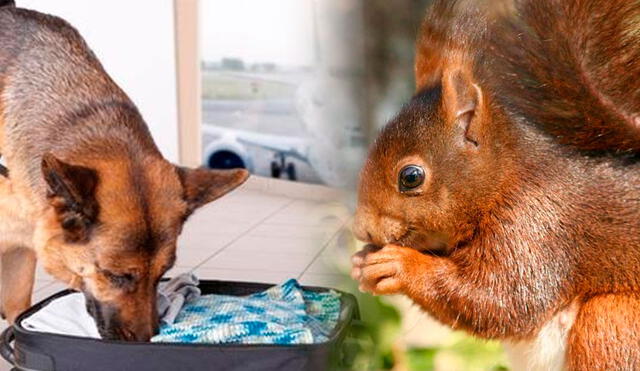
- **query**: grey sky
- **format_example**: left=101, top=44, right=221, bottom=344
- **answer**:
left=200, top=0, right=314, bottom=66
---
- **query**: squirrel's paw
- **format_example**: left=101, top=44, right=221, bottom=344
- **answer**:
left=351, top=244, right=420, bottom=295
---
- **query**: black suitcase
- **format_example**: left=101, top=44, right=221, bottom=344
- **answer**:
left=0, top=280, right=359, bottom=371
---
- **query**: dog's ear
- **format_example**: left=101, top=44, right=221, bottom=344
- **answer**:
left=41, top=153, right=99, bottom=242
left=176, top=167, right=249, bottom=215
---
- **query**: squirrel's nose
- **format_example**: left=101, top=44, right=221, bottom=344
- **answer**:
left=353, top=207, right=407, bottom=247
left=352, top=208, right=374, bottom=243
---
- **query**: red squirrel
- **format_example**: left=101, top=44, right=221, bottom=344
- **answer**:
left=351, top=0, right=640, bottom=369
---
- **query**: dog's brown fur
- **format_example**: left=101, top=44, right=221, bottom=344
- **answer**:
left=352, top=0, right=640, bottom=369
left=0, top=4, right=248, bottom=341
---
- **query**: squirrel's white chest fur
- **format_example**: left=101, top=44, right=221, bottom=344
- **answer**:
left=502, top=303, right=579, bottom=371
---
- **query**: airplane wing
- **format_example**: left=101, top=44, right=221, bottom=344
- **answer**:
left=201, top=125, right=310, bottom=163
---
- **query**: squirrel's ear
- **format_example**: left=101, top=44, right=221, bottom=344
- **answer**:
left=442, top=69, right=483, bottom=147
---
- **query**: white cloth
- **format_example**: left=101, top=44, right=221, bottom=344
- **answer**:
left=21, top=292, right=100, bottom=338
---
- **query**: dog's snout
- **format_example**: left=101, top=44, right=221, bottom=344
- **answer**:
left=98, top=315, right=156, bottom=342
left=83, top=291, right=157, bottom=342
left=125, top=325, right=154, bottom=342
left=111, top=323, right=153, bottom=342
left=119, top=328, right=136, bottom=341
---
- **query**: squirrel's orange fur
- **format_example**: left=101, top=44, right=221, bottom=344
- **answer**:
left=352, top=0, right=640, bottom=369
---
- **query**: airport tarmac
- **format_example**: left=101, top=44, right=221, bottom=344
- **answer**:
left=202, top=98, right=322, bottom=184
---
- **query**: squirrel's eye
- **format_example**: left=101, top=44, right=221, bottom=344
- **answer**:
left=398, top=165, right=425, bottom=192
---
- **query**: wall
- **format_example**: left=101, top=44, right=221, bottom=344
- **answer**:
left=18, top=0, right=180, bottom=162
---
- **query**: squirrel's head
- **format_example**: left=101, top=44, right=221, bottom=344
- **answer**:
left=354, top=68, right=516, bottom=254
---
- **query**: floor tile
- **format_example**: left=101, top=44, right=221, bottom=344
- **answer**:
left=34, top=265, right=55, bottom=283
left=182, top=218, right=256, bottom=238
left=174, top=245, right=224, bottom=267
left=304, top=253, right=344, bottom=275
left=198, top=249, right=313, bottom=273
left=32, top=282, right=69, bottom=303
left=223, top=235, right=324, bottom=256
left=0, top=323, right=9, bottom=371
left=32, top=280, right=53, bottom=293
left=266, top=200, right=344, bottom=226
left=248, top=223, right=337, bottom=241
left=198, top=191, right=291, bottom=216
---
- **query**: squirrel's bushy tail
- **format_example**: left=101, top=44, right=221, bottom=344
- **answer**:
left=482, top=0, right=640, bottom=157
left=0, top=0, right=14, bottom=7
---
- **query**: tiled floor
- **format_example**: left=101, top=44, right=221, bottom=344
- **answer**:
left=0, top=179, right=353, bottom=370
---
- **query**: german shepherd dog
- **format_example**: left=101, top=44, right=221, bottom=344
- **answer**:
left=0, top=1, right=249, bottom=341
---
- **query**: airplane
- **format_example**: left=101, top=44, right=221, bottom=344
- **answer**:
left=201, top=0, right=366, bottom=188
left=201, top=73, right=364, bottom=188
left=201, top=125, right=306, bottom=182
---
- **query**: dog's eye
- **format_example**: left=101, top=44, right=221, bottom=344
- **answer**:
left=398, top=165, right=425, bottom=192
left=103, top=270, right=136, bottom=288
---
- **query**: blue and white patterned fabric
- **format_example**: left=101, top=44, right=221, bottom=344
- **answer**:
left=151, top=279, right=341, bottom=345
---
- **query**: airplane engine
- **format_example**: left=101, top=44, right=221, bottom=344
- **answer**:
left=202, top=138, right=253, bottom=172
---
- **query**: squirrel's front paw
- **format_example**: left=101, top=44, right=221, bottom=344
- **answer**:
left=351, top=244, right=421, bottom=295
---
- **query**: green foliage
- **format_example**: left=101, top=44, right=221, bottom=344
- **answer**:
left=339, top=275, right=509, bottom=371
left=406, top=348, right=437, bottom=370
left=338, top=279, right=402, bottom=370
left=423, top=332, right=509, bottom=371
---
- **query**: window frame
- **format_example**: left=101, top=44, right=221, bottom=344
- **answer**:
left=174, top=0, right=202, bottom=167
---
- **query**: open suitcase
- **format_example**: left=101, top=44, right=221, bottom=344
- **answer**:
left=0, top=280, right=359, bottom=371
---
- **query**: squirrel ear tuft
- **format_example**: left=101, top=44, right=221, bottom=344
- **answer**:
left=443, top=69, right=483, bottom=147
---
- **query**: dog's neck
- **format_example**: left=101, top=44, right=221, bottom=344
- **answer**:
left=23, top=101, right=165, bottom=198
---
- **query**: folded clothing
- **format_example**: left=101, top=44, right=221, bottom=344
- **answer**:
left=152, top=279, right=341, bottom=345
left=20, top=277, right=341, bottom=346
left=157, top=273, right=201, bottom=325
left=21, top=273, right=201, bottom=338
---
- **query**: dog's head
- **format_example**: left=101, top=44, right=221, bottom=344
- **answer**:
left=35, top=153, right=248, bottom=341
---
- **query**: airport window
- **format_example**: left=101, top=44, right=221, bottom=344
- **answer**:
left=199, top=0, right=366, bottom=187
